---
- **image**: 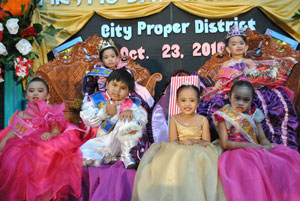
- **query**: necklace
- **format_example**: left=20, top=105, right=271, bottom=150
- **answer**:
left=183, top=114, right=196, bottom=126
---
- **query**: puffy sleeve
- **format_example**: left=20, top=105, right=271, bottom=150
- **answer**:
left=252, top=108, right=264, bottom=123
left=80, top=97, right=110, bottom=127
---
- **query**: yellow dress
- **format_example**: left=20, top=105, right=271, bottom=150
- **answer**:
left=131, top=118, right=226, bottom=201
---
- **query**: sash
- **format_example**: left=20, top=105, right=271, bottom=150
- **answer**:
left=214, top=105, right=259, bottom=144
left=87, top=67, right=112, bottom=77
left=82, top=67, right=112, bottom=94
left=8, top=112, right=35, bottom=138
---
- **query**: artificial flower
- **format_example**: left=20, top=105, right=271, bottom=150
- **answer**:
left=0, top=31, right=3, bottom=42
left=0, top=42, right=8, bottom=56
left=6, top=18, right=19, bottom=35
left=0, top=23, right=3, bottom=31
left=21, top=26, right=37, bottom=38
left=14, top=56, right=32, bottom=78
left=1, top=0, right=31, bottom=16
left=15, top=39, right=32, bottom=55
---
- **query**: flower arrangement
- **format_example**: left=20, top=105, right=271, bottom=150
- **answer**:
left=0, top=0, right=61, bottom=85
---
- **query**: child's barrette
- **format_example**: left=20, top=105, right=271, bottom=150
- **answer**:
left=98, top=39, right=115, bottom=52
left=226, top=24, right=246, bottom=39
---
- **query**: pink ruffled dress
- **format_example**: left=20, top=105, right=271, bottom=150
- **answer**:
left=0, top=101, right=83, bottom=201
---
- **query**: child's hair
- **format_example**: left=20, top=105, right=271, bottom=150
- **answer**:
left=107, top=68, right=135, bottom=92
left=27, top=77, right=49, bottom=93
left=176, top=84, right=201, bottom=102
left=225, top=35, right=247, bottom=47
left=230, top=80, right=254, bottom=99
left=99, top=46, right=119, bottom=61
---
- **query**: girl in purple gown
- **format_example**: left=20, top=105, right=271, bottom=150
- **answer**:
left=214, top=80, right=300, bottom=201
left=198, top=25, right=298, bottom=150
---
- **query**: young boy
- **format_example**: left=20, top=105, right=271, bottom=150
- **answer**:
left=80, top=68, right=148, bottom=169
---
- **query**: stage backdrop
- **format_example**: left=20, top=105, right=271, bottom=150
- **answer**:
left=44, top=4, right=298, bottom=98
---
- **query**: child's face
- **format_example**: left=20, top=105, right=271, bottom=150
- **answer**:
left=229, top=86, right=253, bottom=113
left=106, top=79, right=130, bottom=101
left=102, top=48, right=119, bottom=69
left=226, top=36, right=248, bottom=57
left=176, top=88, right=199, bottom=115
left=26, top=81, right=49, bottom=103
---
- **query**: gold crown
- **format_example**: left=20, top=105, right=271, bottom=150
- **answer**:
left=99, top=39, right=115, bottom=52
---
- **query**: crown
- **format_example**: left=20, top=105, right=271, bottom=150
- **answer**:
left=226, top=24, right=246, bottom=39
left=98, top=39, right=115, bottom=52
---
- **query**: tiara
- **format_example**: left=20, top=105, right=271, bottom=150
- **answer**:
left=98, top=39, right=115, bottom=52
left=226, top=24, right=246, bottom=39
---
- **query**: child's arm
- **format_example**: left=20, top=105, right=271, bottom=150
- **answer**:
left=188, top=117, right=211, bottom=147
left=41, top=123, right=61, bottom=140
left=169, top=117, right=179, bottom=142
left=217, top=121, right=262, bottom=150
left=80, top=98, right=111, bottom=127
left=257, top=123, right=272, bottom=151
left=0, top=130, right=15, bottom=153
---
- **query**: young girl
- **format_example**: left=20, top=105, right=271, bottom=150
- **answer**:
left=0, top=77, right=83, bottom=200
left=132, top=84, right=225, bottom=201
left=198, top=25, right=299, bottom=151
left=213, top=80, right=300, bottom=201
left=82, top=39, right=154, bottom=109
left=80, top=68, right=148, bottom=169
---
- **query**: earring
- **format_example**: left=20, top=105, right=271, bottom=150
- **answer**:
left=229, top=52, right=231, bottom=57
left=244, top=51, right=247, bottom=57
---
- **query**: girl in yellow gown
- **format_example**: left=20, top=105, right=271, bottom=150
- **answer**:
left=132, top=84, right=225, bottom=201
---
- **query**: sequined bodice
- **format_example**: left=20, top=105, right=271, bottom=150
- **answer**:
left=173, top=117, right=205, bottom=141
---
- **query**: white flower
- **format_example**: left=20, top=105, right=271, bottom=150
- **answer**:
left=0, top=23, right=3, bottom=31
left=15, top=39, right=32, bottom=55
left=6, top=18, right=19, bottom=34
left=0, top=42, right=8, bottom=56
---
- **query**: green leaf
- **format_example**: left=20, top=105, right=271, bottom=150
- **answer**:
left=21, top=4, right=26, bottom=15
left=33, top=23, right=43, bottom=33
left=26, top=36, right=34, bottom=41
left=35, top=35, right=44, bottom=45
left=43, top=25, right=63, bottom=37
left=292, top=13, right=300, bottom=20
left=29, top=69, right=34, bottom=75
left=2, top=0, right=8, bottom=4
left=26, top=52, right=38, bottom=59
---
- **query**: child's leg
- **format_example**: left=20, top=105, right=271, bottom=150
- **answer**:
left=118, top=131, right=141, bottom=168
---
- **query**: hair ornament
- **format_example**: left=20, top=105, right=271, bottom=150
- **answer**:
left=182, top=81, right=197, bottom=87
left=99, top=39, right=115, bottom=52
left=226, top=24, right=246, bottom=39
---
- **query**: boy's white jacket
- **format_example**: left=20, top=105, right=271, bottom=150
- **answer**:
left=80, top=98, right=148, bottom=137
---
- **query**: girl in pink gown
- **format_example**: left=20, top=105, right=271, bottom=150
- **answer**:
left=0, top=77, right=83, bottom=201
left=213, top=80, right=300, bottom=201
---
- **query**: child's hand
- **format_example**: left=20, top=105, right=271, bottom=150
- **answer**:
left=119, top=109, right=133, bottom=122
left=106, top=101, right=117, bottom=116
left=214, top=80, right=223, bottom=90
left=41, top=132, right=54, bottom=140
left=179, top=139, right=193, bottom=146
left=262, top=144, right=272, bottom=151
left=198, top=140, right=209, bottom=147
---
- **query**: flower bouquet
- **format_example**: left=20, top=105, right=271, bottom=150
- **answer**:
left=0, top=0, right=61, bottom=86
